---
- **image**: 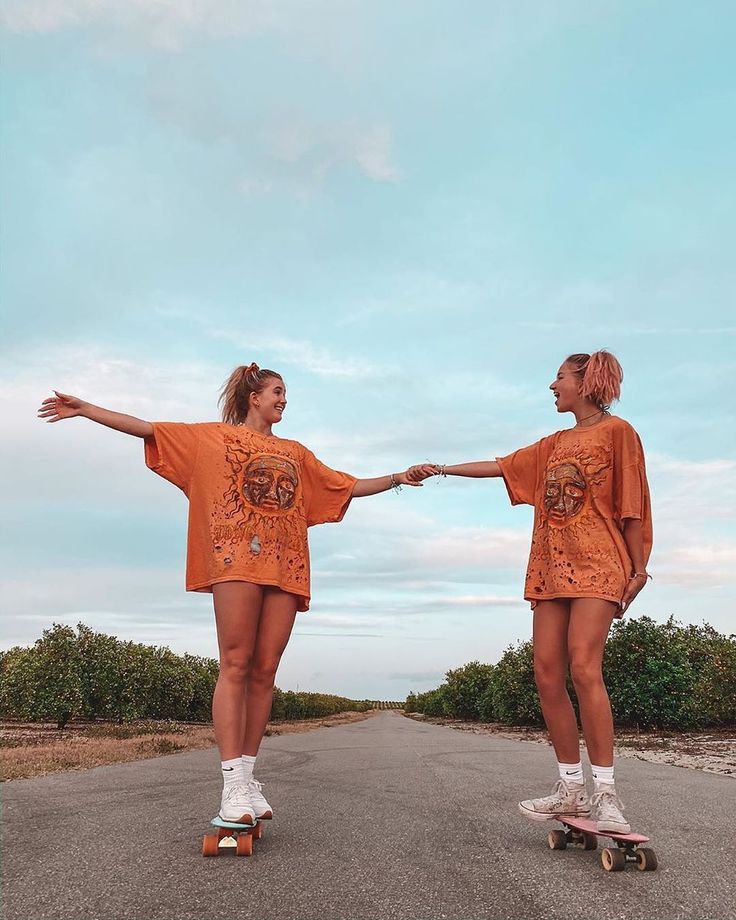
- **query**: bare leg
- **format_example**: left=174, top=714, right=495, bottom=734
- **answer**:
left=211, top=582, right=263, bottom=762
left=533, top=599, right=580, bottom=764
left=568, top=598, right=618, bottom=767
left=242, top=587, right=298, bottom=757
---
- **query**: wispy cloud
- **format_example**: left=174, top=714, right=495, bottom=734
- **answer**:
left=210, top=329, right=392, bottom=379
left=0, top=0, right=286, bottom=51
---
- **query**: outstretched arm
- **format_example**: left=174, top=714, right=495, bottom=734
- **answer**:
left=38, top=391, right=153, bottom=439
left=352, top=464, right=436, bottom=498
left=438, top=461, right=501, bottom=478
left=406, top=460, right=502, bottom=482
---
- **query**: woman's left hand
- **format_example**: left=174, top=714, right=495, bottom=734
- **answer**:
left=618, top=573, right=649, bottom=616
left=399, top=464, right=437, bottom=486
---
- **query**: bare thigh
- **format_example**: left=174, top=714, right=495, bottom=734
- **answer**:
left=533, top=599, right=571, bottom=679
left=567, top=598, right=618, bottom=679
left=212, top=581, right=264, bottom=666
left=251, top=587, right=299, bottom=674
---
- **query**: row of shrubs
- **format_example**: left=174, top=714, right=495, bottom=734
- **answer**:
left=405, top=617, right=736, bottom=730
left=0, top=623, right=372, bottom=728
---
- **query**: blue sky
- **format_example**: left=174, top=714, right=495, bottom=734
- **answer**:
left=2, top=1, right=735, bottom=699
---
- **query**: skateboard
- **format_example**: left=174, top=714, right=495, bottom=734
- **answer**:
left=546, top=816, right=658, bottom=872
left=202, top=816, right=265, bottom=857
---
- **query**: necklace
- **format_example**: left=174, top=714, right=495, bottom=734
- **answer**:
left=575, top=409, right=606, bottom=428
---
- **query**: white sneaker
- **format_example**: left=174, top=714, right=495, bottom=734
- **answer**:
left=219, top=783, right=255, bottom=824
left=518, top=779, right=591, bottom=822
left=593, top=786, right=631, bottom=834
left=246, top=779, right=273, bottom=819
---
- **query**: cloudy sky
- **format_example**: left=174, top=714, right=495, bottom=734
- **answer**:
left=2, top=1, right=735, bottom=700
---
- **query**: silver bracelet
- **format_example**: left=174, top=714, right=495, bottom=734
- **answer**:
left=389, top=473, right=402, bottom=493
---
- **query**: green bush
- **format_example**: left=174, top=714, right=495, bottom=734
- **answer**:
left=488, top=641, right=543, bottom=726
left=404, top=617, right=736, bottom=731
left=269, top=688, right=371, bottom=721
left=603, top=617, right=697, bottom=729
left=443, top=661, right=495, bottom=720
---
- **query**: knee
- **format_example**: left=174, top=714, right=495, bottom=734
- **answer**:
left=569, top=657, right=604, bottom=693
left=250, top=656, right=281, bottom=688
left=534, top=658, right=568, bottom=696
left=219, top=651, right=253, bottom=684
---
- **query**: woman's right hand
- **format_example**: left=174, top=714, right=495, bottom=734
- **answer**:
left=38, top=391, right=87, bottom=422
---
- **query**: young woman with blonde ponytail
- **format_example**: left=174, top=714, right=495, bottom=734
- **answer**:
left=414, top=351, right=652, bottom=834
left=38, top=363, right=434, bottom=824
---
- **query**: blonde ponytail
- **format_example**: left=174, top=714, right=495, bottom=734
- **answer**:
left=218, top=363, right=283, bottom=425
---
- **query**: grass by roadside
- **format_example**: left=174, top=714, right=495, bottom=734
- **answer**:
left=1, top=710, right=377, bottom=782
left=403, top=713, right=736, bottom=777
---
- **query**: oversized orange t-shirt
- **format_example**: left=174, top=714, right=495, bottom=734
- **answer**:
left=496, top=416, right=652, bottom=607
left=144, top=423, right=357, bottom=611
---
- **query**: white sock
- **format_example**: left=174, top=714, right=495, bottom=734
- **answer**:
left=221, top=757, right=244, bottom=790
left=241, top=754, right=256, bottom=782
left=591, top=763, right=615, bottom=787
left=558, top=761, right=584, bottom=784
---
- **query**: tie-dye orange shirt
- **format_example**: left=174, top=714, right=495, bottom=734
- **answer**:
left=496, top=416, right=652, bottom=607
left=144, top=423, right=357, bottom=611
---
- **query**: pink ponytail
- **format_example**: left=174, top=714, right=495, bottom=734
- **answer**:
left=566, top=350, right=623, bottom=409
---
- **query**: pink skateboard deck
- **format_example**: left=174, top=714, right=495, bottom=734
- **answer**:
left=546, top=815, right=658, bottom=871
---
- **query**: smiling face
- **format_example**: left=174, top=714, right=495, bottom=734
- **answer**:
left=250, top=375, right=287, bottom=425
left=549, top=363, right=582, bottom=414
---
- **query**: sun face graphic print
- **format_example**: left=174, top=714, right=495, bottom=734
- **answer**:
left=543, top=461, right=587, bottom=527
left=525, top=438, right=626, bottom=601
left=242, top=456, right=298, bottom=512
left=210, top=433, right=308, bottom=586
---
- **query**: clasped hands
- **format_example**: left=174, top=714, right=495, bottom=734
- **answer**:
left=396, top=464, right=441, bottom=487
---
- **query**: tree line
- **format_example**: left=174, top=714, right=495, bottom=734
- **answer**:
left=0, top=623, right=373, bottom=728
left=405, top=617, right=736, bottom=730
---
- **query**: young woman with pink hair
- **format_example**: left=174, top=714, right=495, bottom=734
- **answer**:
left=416, top=351, right=652, bottom=833
left=39, top=362, right=434, bottom=825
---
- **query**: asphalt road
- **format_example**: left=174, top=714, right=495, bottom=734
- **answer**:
left=3, top=711, right=735, bottom=920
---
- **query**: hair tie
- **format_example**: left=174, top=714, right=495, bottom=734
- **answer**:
left=243, top=362, right=260, bottom=375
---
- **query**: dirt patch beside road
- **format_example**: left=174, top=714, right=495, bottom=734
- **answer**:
left=1, top=710, right=376, bottom=781
left=403, top=713, right=736, bottom=777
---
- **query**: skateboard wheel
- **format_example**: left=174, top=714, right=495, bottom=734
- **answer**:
left=202, top=834, right=220, bottom=857
left=252, top=822, right=263, bottom=841
left=635, top=847, right=658, bottom=871
left=582, top=833, right=598, bottom=851
left=548, top=830, right=567, bottom=850
left=601, top=847, right=626, bottom=872
left=236, top=833, right=253, bottom=857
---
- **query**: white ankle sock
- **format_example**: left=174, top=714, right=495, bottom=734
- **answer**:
left=591, top=763, right=615, bottom=786
left=241, top=754, right=256, bottom=782
left=558, top=761, right=584, bottom=784
left=221, top=757, right=244, bottom=790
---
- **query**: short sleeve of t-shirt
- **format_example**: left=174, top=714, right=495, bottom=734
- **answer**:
left=300, top=448, right=357, bottom=526
left=496, top=435, right=555, bottom=507
left=144, top=422, right=202, bottom=494
left=612, top=423, right=648, bottom=522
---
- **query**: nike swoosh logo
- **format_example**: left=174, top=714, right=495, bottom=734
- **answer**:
left=222, top=767, right=235, bottom=772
